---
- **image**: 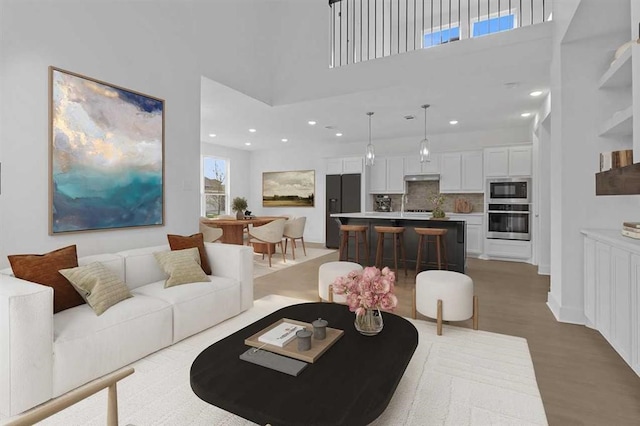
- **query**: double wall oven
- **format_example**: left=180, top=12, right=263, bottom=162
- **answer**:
left=486, top=178, right=531, bottom=241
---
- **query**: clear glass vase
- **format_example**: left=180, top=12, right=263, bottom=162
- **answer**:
left=354, top=308, right=384, bottom=336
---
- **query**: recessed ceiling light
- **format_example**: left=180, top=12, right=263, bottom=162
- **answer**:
left=449, top=120, right=458, bottom=125
left=336, top=133, right=343, bottom=137
left=244, top=142, right=251, bottom=146
left=308, top=121, right=317, bottom=125
left=521, top=112, right=532, bottom=117
left=529, top=91, right=543, bottom=97
left=248, top=128, right=256, bottom=133
left=208, top=133, right=216, bottom=137
left=281, top=138, right=288, bottom=142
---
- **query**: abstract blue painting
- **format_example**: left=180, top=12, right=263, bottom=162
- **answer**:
left=49, top=67, right=164, bottom=233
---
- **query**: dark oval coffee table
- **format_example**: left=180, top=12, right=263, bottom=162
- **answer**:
left=190, top=302, right=418, bottom=426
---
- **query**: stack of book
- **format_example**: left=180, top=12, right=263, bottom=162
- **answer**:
left=621, top=222, right=640, bottom=239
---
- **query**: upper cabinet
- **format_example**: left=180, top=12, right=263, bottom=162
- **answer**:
left=484, top=146, right=532, bottom=177
left=403, top=153, right=440, bottom=175
left=326, top=157, right=363, bottom=175
left=369, top=157, right=405, bottom=193
left=440, top=151, right=484, bottom=193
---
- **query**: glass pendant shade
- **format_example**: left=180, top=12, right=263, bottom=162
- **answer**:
left=365, top=112, right=375, bottom=166
left=365, top=143, right=375, bottom=166
left=419, top=104, right=431, bottom=163
left=419, top=138, right=430, bottom=163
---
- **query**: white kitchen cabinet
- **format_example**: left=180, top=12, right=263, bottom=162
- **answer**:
left=631, top=254, right=640, bottom=376
left=582, top=230, right=640, bottom=377
left=484, top=239, right=531, bottom=260
left=484, top=146, right=532, bottom=177
left=584, top=237, right=597, bottom=328
left=326, top=157, right=363, bottom=175
left=440, top=151, right=483, bottom=193
left=369, top=157, right=405, bottom=194
left=466, top=223, right=483, bottom=256
left=403, top=153, right=440, bottom=175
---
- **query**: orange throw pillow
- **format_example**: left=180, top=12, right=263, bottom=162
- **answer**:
left=167, top=233, right=212, bottom=275
left=8, top=245, right=85, bottom=313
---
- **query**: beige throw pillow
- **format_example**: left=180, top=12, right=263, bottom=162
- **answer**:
left=59, top=262, right=132, bottom=316
left=154, top=247, right=210, bottom=288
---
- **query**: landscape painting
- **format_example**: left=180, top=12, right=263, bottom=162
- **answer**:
left=263, top=170, right=315, bottom=207
left=49, top=67, right=164, bottom=233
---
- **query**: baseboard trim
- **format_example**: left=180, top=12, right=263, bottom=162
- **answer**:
left=546, top=293, right=585, bottom=325
left=537, top=264, right=550, bottom=275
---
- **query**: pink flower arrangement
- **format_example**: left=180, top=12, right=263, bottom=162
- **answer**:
left=332, top=266, right=398, bottom=316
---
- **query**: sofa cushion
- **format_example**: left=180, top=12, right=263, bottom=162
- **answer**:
left=117, top=245, right=169, bottom=290
left=59, top=262, right=132, bottom=316
left=52, top=294, right=172, bottom=396
left=153, top=248, right=210, bottom=288
left=7, top=245, right=84, bottom=313
left=167, top=233, right=211, bottom=275
left=133, top=276, right=241, bottom=343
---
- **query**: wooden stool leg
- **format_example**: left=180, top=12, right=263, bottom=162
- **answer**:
left=339, top=232, right=348, bottom=261
left=415, top=235, right=423, bottom=276
left=400, top=233, right=407, bottom=276
left=437, top=299, right=443, bottom=336
left=412, top=287, right=417, bottom=319
left=267, top=243, right=273, bottom=267
left=442, top=236, right=448, bottom=270
left=473, top=295, right=479, bottom=330
left=289, top=238, right=295, bottom=260
left=393, top=233, right=399, bottom=275
left=280, top=242, right=286, bottom=263
left=362, top=230, right=370, bottom=265
left=328, top=284, right=334, bottom=303
left=376, top=232, right=384, bottom=268
left=436, top=236, right=442, bottom=270
left=301, top=237, right=307, bottom=256
left=355, top=232, right=360, bottom=263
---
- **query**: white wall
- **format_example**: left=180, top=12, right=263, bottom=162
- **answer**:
left=0, top=1, right=276, bottom=267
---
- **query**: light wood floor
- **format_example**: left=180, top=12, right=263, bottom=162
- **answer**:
left=254, top=245, right=640, bottom=426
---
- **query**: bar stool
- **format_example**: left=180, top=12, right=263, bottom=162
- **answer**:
left=415, top=228, right=448, bottom=274
left=374, top=226, right=407, bottom=276
left=339, top=224, right=369, bottom=264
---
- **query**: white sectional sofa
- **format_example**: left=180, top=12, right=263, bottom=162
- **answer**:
left=0, top=242, right=253, bottom=417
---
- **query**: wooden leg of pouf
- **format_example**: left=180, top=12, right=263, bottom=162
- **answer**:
left=473, top=295, right=479, bottom=330
left=107, top=383, right=118, bottom=426
left=412, top=287, right=417, bottom=319
left=328, top=284, right=334, bottom=303
left=437, top=299, right=443, bottom=336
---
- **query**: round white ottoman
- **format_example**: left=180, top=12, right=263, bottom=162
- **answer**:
left=414, top=270, right=478, bottom=335
left=318, top=261, right=363, bottom=303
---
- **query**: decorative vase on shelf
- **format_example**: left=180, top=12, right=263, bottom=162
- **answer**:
left=235, top=210, right=244, bottom=220
left=354, top=308, right=384, bottom=336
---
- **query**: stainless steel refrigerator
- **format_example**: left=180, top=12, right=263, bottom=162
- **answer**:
left=326, top=173, right=361, bottom=248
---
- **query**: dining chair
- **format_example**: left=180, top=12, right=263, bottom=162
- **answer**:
left=199, top=219, right=224, bottom=243
left=283, top=216, right=307, bottom=260
left=248, top=218, right=287, bottom=267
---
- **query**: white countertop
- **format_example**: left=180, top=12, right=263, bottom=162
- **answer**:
left=581, top=228, right=640, bottom=254
left=330, top=212, right=483, bottom=220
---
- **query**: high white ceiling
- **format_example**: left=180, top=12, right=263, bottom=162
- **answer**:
left=201, top=27, right=552, bottom=151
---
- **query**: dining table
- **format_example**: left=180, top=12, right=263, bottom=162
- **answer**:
left=200, top=216, right=287, bottom=245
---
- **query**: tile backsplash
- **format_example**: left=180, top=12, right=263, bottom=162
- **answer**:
left=387, top=181, right=485, bottom=213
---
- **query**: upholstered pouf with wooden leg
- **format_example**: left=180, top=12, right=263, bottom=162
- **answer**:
left=318, top=261, right=363, bottom=303
left=413, top=270, right=478, bottom=335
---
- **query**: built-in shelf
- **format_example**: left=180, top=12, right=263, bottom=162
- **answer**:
left=598, top=46, right=632, bottom=89
left=599, top=105, right=633, bottom=137
left=596, top=163, right=640, bottom=195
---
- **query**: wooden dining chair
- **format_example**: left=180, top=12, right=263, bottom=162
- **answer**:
left=283, top=217, right=307, bottom=260
left=248, top=218, right=287, bottom=267
left=199, top=219, right=224, bottom=243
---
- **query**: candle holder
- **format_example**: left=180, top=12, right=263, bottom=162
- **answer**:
left=312, top=318, right=328, bottom=340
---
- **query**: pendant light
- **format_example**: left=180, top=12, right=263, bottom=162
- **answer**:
left=419, top=104, right=431, bottom=163
left=365, top=112, right=375, bottom=166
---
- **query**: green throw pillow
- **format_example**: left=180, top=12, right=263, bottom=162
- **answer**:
left=153, top=247, right=210, bottom=288
left=59, top=262, right=132, bottom=316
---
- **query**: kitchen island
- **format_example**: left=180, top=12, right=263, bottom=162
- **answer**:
left=330, top=212, right=467, bottom=273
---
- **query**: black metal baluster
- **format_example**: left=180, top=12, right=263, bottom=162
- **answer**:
left=360, top=0, right=363, bottom=61
left=531, top=0, right=533, bottom=25
left=414, top=0, right=417, bottom=50
left=353, top=0, right=356, bottom=63
left=543, top=0, right=545, bottom=22
left=382, top=0, right=385, bottom=56
left=406, top=0, right=408, bottom=52
left=340, top=1, right=342, bottom=66
left=449, top=0, right=451, bottom=41
left=458, top=0, right=460, bottom=40
left=368, top=0, right=371, bottom=60
left=331, top=3, right=334, bottom=67
left=498, top=0, right=501, bottom=32
left=431, top=0, right=433, bottom=46
left=440, top=0, right=442, bottom=44
left=347, top=0, right=349, bottom=64
left=422, top=0, right=425, bottom=48
left=375, top=0, right=377, bottom=58
left=519, top=0, right=522, bottom=27
left=398, top=0, right=400, bottom=53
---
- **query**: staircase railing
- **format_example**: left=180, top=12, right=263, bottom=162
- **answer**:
left=329, top=0, right=550, bottom=67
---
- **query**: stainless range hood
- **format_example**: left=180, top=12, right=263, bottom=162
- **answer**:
left=404, top=174, right=440, bottom=182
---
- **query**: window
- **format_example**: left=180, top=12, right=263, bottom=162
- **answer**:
left=424, top=26, right=460, bottom=48
left=202, top=156, right=229, bottom=217
left=472, top=14, right=515, bottom=37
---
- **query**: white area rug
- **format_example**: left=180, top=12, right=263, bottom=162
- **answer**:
left=253, top=247, right=336, bottom=278
left=30, top=295, right=547, bottom=426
